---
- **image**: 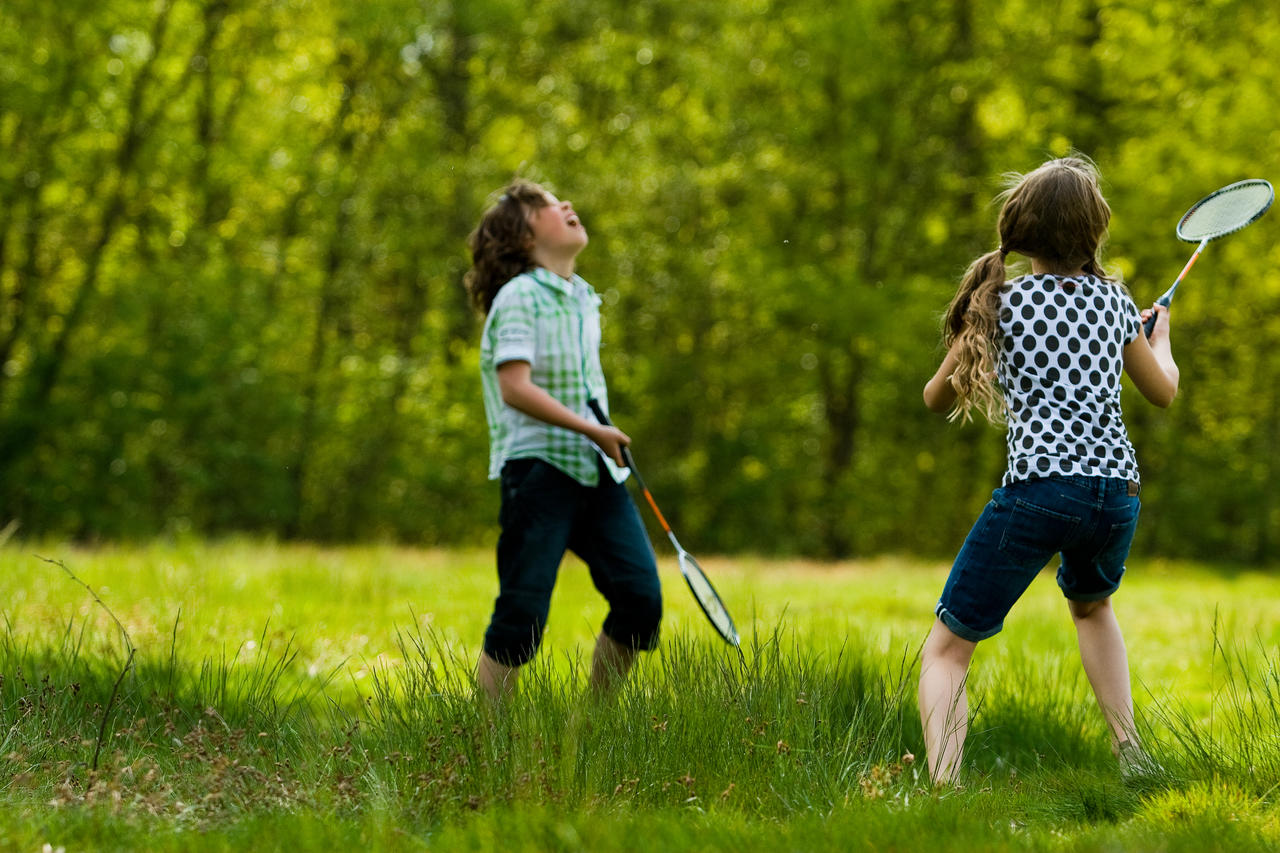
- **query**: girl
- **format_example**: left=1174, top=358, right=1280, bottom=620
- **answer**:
left=464, top=179, right=662, bottom=702
left=919, top=157, right=1180, bottom=784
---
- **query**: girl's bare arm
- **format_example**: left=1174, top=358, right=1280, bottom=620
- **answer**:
left=924, top=341, right=963, bottom=414
left=1122, top=305, right=1179, bottom=408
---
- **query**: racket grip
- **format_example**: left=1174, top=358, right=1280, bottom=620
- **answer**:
left=587, top=398, right=637, bottom=471
left=1143, top=297, right=1171, bottom=339
left=587, top=398, right=610, bottom=426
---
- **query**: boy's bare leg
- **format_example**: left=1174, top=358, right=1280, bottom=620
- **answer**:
left=919, top=618, right=977, bottom=785
left=589, top=630, right=637, bottom=696
left=476, top=651, right=519, bottom=703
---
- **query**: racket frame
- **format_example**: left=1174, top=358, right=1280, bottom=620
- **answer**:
left=588, top=399, right=741, bottom=647
left=1144, top=179, right=1273, bottom=337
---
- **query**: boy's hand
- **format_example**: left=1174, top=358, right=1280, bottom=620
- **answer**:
left=590, top=425, right=631, bottom=468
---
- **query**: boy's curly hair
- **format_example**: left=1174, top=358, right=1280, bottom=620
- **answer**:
left=464, top=179, right=552, bottom=315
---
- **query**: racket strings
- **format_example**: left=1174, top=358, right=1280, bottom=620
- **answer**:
left=1179, top=182, right=1273, bottom=240
left=680, top=553, right=738, bottom=643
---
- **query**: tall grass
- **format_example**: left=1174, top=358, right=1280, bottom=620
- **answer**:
left=1147, top=625, right=1280, bottom=792
left=2, top=544, right=1280, bottom=851
left=351, top=619, right=921, bottom=818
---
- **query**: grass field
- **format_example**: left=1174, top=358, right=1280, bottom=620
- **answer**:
left=3, top=540, right=1280, bottom=851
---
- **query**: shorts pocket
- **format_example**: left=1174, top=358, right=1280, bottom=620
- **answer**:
left=998, top=497, right=1081, bottom=567
left=1096, top=497, right=1141, bottom=570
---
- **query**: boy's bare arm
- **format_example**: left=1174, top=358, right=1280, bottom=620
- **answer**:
left=496, top=360, right=630, bottom=466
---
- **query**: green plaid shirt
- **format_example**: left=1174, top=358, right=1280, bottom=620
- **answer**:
left=480, top=267, right=627, bottom=487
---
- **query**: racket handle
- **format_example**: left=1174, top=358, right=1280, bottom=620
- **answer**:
left=1142, top=296, right=1171, bottom=338
left=1146, top=237, right=1208, bottom=337
left=587, top=398, right=639, bottom=475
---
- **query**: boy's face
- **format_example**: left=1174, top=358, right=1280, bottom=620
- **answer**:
left=527, top=191, right=588, bottom=255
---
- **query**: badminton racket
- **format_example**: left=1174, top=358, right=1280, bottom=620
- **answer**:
left=1144, top=179, right=1273, bottom=337
left=588, top=399, right=741, bottom=647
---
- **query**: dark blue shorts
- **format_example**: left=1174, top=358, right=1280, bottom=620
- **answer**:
left=484, top=457, right=663, bottom=667
left=935, top=476, right=1141, bottom=642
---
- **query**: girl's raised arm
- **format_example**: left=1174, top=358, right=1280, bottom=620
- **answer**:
left=1122, top=305, right=1179, bottom=408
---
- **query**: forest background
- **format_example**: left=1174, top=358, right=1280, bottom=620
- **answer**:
left=3, top=0, right=1279, bottom=563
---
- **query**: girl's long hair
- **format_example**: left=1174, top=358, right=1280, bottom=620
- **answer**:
left=464, top=179, right=551, bottom=315
left=943, top=156, right=1115, bottom=423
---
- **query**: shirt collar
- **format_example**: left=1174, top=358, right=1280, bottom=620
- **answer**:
left=530, top=266, right=588, bottom=298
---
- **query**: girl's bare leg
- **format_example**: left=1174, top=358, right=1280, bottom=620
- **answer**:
left=1069, top=597, right=1136, bottom=749
left=919, top=618, right=977, bottom=785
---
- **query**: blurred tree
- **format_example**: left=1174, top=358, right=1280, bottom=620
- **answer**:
left=0, top=0, right=1277, bottom=562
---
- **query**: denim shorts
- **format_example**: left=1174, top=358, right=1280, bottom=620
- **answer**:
left=484, top=457, right=663, bottom=667
left=935, top=476, right=1141, bottom=642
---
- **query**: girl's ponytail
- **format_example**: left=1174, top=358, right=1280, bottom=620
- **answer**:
left=943, top=248, right=1008, bottom=423
left=939, top=155, right=1114, bottom=424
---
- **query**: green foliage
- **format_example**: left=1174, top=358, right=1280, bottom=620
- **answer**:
left=2, top=0, right=1279, bottom=559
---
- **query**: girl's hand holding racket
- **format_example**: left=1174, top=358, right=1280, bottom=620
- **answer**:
left=1141, top=304, right=1171, bottom=347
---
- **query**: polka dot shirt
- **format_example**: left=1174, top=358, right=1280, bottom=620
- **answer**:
left=998, top=273, right=1143, bottom=486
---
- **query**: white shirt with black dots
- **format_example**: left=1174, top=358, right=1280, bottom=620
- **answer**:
left=997, top=273, right=1142, bottom=485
